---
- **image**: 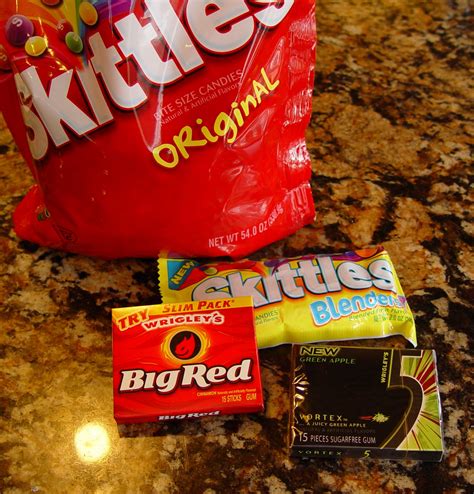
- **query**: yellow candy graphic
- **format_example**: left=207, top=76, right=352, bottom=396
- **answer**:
left=25, top=36, right=48, bottom=57
left=79, top=2, right=99, bottom=27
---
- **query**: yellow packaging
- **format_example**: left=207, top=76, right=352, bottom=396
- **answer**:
left=157, top=247, right=417, bottom=348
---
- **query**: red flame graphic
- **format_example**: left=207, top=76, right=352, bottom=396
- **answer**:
left=175, top=334, right=196, bottom=359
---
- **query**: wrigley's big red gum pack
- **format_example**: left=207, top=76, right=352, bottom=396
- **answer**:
left=112, top=297, right=264, bottom=423
left=0, top=1, right=316, bottom=258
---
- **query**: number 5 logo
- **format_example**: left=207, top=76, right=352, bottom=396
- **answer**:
left=381, top=350, right=423, bottom=449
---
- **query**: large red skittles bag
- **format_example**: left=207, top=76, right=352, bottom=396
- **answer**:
left=0, top=1, right=316, bottom=258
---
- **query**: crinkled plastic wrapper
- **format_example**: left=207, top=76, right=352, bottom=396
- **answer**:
left=0, top=1, right=316, bottom=258
left=158, top=247, right=417, bottom=348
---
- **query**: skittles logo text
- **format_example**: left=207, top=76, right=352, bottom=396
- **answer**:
left=14, top=0, right=294, bottom=162
left=191, top=256, right=408, bottom=326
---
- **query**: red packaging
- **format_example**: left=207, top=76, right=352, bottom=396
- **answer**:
left=112, top=297, right=263, bottom=424
left=0, top=1, right=316, bottom=258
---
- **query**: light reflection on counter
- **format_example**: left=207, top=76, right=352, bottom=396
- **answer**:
left=74, top=422, right=111, bottom=463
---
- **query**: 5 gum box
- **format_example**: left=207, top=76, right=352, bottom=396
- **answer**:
left=290, top=345, right=444, bottom=461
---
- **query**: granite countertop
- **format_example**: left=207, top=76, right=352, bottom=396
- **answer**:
left=0, top=0, right=472, bottom=493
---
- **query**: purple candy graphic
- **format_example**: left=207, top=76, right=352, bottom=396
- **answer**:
left=5, top=15, right=35, bottom=47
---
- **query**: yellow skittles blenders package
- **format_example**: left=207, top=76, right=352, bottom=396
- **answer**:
left=158, top=247, right=417, bottom=348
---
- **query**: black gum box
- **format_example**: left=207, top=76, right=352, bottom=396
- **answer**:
left=289, top=345, right=444, bottom=461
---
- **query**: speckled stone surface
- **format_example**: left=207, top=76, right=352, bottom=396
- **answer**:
left=1, top=1, right=473, bottom=493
